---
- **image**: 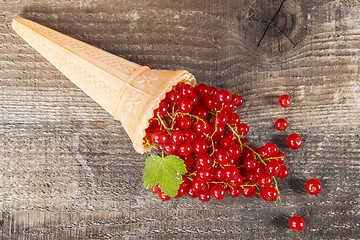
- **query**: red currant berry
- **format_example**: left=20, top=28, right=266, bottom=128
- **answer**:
left=287, top=133, right=303, bottom=150
left=227, top=175, right=243, bottom=188
left=166, top=90, right=181, bottom=103
left=275, top=118, right=288, bottom=131
left=254, top=163, right=266, bottom=174
left=305, top=178, right=322, bottom=195
left=216, top=111, right=229, bottom=126
left=220, top=137, right=233, bottom=149
left=178, top=97, right=194, bottom=113
left=215, top=89, right=232, bottom=104
left=191, top=106, right=209, bottom=119
left=232, top=94, right=244, bottom=107
left=175, top=186, right=186, bottom=198
left=213, top=167, right=225, bottom=180
left=222, top=102, right=234, bottom=112
left=151, top=185, right=160, bottom=194
left=207, top=86, right=218, bottom=95
left=257, top=173, right=273, bottom=187
left=260, top=186, right=278, bottom=201
left=154, top=100, right=170, bottom=117
left=227, top=145, right=242, bottom=160
left=186, top=186, right=199, bottom=198
left=203, top=95, right=220, bottom=110
left=209, top=122, right=225, bottom=137
left=228, top=112, right=240, bottom=126
left=279, top=94, right=292, bottom=108
left=194, top=84, right=209, bottom=98
left=195, top=153, right=213, bottom=169
left=158, top=192, right=171, bottom=201
left=265, top=160, right=280, bottom=176
left=183, top=129, right=196, bottom=143
left=264, top=142, right=279, bottom=156
left=244, top=157, right=257, bottom=171
left=177, top=141, right=192, bottom=156
left=151, top=130, right=168, bottom=145
left=192, top=138, right=208, bottom=155
left=243, top=147, right=255, bottom=159
left=189, top=93, right=198, bottom=106
left=198, top=190, right=212, bottom=202
left=245, top=171, right=258, bottom=183
left=237, top=123, right=249, bottom=135
left=229, top=188, right=242, bottom=198
left=277, top=165, right=289, bottom=179
left=192, top=179, right=206, bottom=190
left=210, top=184, right=226, bottom=200
left=274, top=151, right=285, bottom=164
left=196, top=168, right=214, bottom=182
left=179, top=84, right=194, bottom=98
left=241, top=186, right=257, bottom=198
left=176, top=115, right=192, bottom=130
left=289, top=216, right=305, bottom=231
left=215, top=149, right=229, bottom=165
left=170, top=130, right=183, bottom=144
left=192, top=119, right=210, bottom=135
left=163, top=142, right=177, bottom=155
left=223, top=165, right=239, bottom=180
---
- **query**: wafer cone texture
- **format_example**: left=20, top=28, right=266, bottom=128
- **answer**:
left=12, top=18, right=196, bottom=153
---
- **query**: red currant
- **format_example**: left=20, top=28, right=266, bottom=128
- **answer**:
left=244, top=157, right=257, bottom=171
left=175, top=186, right=186, bottom=198
left=228, top=112, right=240, bottom=126
left=241, top=186, right=257, bottom=198
left=194, top=84, right=208, bottom=98
left=178, top=97, right=194, bottom=113
left=192, top=119, right=209, bottom=135
left=289, top=216, right=305, bottom=231
left=257, top=173, right=273, bottom=187
left=264, top=142, right=279, bottom=156
left=227, top=175, right=243, bottom=188
left=158, top=192, right=171, bottom=201
left=305, top=178, right=322, bottom=195
left=277, top=165, right=289, bottom=179
left=166, top=90, right=181, bottom=103
left=287, top=133, right=303, bottom=149
left=192, top=138, right=208, bottom=155
left=203, top=95, right=220, bottom=110
left=237, top=123, right=249, bottom=135
left=177, top=141, right=192, bottom=156
left=227, top=145, right=242, bottom=160
left=210, top=184, right=226, bottom=200
left=176, top=115, right=192, bottom=130
left=151, top=130, right=168, bottom=145
left=183, top=129, right=196, bottom=143
left=163, top=142, right=177, bottom=155
left=198, top=190, right=212, bottom=202
left=265, top=160, right=280, bottom=176
left=195, top=153, right=213, bottom=169
left=232, top=94, right=244, bottom=107
left=279, top=94, right=292, bottom=108
left=191, top=106, right=209, bottom=119
left=273, top=151, right=285, bottom=164
left=274, top=118, right=288, bottom=131
left=179, top=84, right=193, bottom=98
left=151, top=185, right=160, bottom=194
left=170, top=130, right=183, bottom=144
left=207, top=86, right=218, bottom=95
left=216, top=111, right=229, bottom=126
left=192, top=178, right=206, bottom=190
left=229, top=188, right=242, bottom=197
left=213, top=167, right=225, bottom=180
left=260, top=186, right=278, bottom=201
left=186, top=186, right=199, bottom=198
left=196, top=168, right=214, bottom=182
left=215, top=149, right=229, bottom=165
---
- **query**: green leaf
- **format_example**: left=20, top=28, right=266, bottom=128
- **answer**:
left=143, top=154, right=187, bottom=197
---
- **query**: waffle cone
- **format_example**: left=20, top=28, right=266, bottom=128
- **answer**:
left=12, top=18, right=196, bottom=153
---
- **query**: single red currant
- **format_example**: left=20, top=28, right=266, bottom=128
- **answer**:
left=192, top=179, right=206, bottom=190
left=265, top=160, right=280, bottom=176
left=194, top=84, right=209, bottom=98
left=151, top=130, right=168, bottom=145
left=166, top=90, right=181, bottom=103
left=163, top=142, right=177, bottom=155
left=289, top=216, right=305, bottom=231
left=257, top=173, right=273, bottom=187
left=207, top=86, right=218, bottom=95
left=198, top=190, right=212, bottom=202
left=176, top=115, right=192, bottom=130
left=210, top=184, right=226, bottom=200
left=229, top=188, right=242, bottom=198
left=274, top=118, right=288, bottom=131
left=241, top=186, right=257, bottom=198
left=227, top=175, right=243, bottom=188
left=179, top=84, right=194, bottom=98
left=186, top=186, right=199, bottom=198
left=215, top=149, right=230, bottom=165
left=264, top=142, right=279, bottom=156
left=195, top=153, right=213, bottom=169
left=274, top=151, right=285, bottom=164
left=228, top=112, right=240, bottom=126
left=215, top=89, right=232, bottom=104
left=279, top=94, right=292, bottom=108
left=213, top=167, right=225, bottom=180
left=203, top=95, right=220, bottom=110
left=232, top=94, right=244, bottom=107
left=216, top=111, right=229, bottom=126
left=175, top=186, right=186, bottom=198
left=178, top=97, right=194, bottom=113
left=277, top=165, right=289, bottom=179
left=305, top=178, right=322, bottom=195
left=170, top=130, right=183, bottom=144
left=183, top=129, right=196, bottom=143
left=191, top=106, right=209, bottom=119
left=287, top=133, right=303, bottom=149
left=192, top=119, right=210, bottom=135
left=227, top=145, right=242, bottom=160
left=244, top=157, right=257, bottom=171
left=151, top=185, right=160, bottom=194
left=196, top=168, right=214, bottom=182
left=177, top=141, right=192, bottom=156
left=158, top=192, right=171, bottom=201
left=192, top=138, right=208, bottom=155
left=260, top=186, right=278, bottom=201
left=237, top=123, right=249, bottom=135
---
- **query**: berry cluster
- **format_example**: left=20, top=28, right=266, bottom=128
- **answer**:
left=143, top=83, right=289, bottom=202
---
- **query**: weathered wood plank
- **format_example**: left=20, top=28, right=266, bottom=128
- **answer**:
left=1, top=0, right=360, bottom=239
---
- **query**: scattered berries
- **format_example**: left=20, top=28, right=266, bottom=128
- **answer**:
left=306, top=178, right=322, bottom=195
left=287, top=133, right=303, bottom=149
left=289, top=216, right=305, bottom=231
left=279, top=94, right=292, bottom=108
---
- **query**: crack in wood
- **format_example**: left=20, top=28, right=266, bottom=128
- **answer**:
left=257, top=0, right=287, bottom=47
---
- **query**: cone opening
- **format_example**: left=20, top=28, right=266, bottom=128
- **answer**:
left=139, top=71, right=196, bottom=153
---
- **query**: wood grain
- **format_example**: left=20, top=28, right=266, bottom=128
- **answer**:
left=1, top=0, right=360, bottom=239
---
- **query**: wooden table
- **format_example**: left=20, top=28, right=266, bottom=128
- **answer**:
left=1, top=0, right=359, bottom=239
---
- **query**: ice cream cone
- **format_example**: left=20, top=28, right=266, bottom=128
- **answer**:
left=12, top=17, right=196, bottom=153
